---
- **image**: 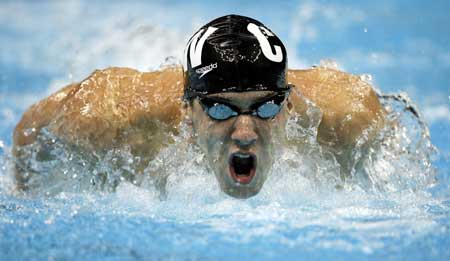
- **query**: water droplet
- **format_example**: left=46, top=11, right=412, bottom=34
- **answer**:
left=359, top=74, right=373, bottom=83
left=318, top=59, right=339, bottom=69
left=44, top=217, right=54, bottom=225
left=159, top=56, right=181, bottom=69
left=23, top=128, right=36, bottom=137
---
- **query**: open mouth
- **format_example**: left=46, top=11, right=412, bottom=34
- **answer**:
left=229, top=152, right=257, bottom=184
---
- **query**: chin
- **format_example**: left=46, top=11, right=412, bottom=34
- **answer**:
left=217, top=168, right=267, bottom=199
left=222, top=184, right=262, bottom=199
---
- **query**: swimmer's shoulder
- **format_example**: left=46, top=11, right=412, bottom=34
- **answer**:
left=13, top=82, right=78, bottom=148
left=287, top=67, right=385, bottom=148
left=287, top=67, right=382, bottom=111
left=14, top=66, right=185, bottom=150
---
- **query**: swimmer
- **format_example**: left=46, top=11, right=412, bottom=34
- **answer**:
left=13, top=15, right=385, bottom=198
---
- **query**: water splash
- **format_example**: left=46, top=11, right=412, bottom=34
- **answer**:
left=0, top=86, right=446, bottom=258
left=5, top=87, right=438, bottom=198
left=317, top=59, right=340, bottom=70
left=362, top=92, right=437, bottom=192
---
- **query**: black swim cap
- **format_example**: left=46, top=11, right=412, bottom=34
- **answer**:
left=183, top=14, right=289, bottom=101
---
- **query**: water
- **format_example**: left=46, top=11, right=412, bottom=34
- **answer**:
left=1, top=1, right=450, bottom=260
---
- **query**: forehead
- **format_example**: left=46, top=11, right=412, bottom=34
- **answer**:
left=207, top=91, right=276, bottom=104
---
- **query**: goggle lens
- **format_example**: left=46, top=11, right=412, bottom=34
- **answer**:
left=256, top=102, right=281, bottom=119
left=200, top=96, right=285, bottom=121
left=207, top=103, right=238, bottom=120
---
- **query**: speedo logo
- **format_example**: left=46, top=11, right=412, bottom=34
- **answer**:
left=195, top=63, right=217, bottom=78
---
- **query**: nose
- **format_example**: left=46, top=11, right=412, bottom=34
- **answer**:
left=231, top=115, right=258, bottom=148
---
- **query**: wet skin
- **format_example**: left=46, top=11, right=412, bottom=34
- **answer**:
left=13, top=67, right=385, bottom=195
left=189, top=91, right=290, bottom=198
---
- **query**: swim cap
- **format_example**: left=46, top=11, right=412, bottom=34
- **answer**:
left=183, top=14, right=289, bottom=100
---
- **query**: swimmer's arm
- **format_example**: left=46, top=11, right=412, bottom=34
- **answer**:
left=287, top=67, right=385, bottom=152
left=13, top=67, right=184, bottom=189
left=13, top=82, right=80, bottom=189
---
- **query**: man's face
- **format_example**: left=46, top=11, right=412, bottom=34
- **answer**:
left=190, top=91, right=289, bottom=198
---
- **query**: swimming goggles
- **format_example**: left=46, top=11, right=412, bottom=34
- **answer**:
left=198, top=90, right=290, bottom=121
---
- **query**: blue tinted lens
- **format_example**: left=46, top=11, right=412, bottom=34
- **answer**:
left=208, top=104, right=238, bottom=120
left=257, top=102, right=281, bottom=119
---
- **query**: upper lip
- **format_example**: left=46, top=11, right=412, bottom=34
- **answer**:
left=228, top=151, right=256, bottom=164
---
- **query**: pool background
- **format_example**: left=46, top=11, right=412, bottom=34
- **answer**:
left=0, top=0, right=449, bottom=260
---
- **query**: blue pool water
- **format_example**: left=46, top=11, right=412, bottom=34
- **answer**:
left=1, top=1, right=449, bottom=260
